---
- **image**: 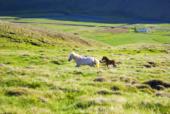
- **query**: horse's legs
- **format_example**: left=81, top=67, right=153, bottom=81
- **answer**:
left=76, top=64, right=80, bottom=67
left=91, top=63, right=96, bottom=67
left=113, top=64, right=116, bottom=67
left=90, top=64, right=94, bottom=67
left=106, top=64, right=109, bottom=68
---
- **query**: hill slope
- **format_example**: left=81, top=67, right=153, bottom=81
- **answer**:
left=0, top=0, right=170, bottom=20
left=0, top=21, right=94, bottom=48
left=0, top=20, right=170, bottom=114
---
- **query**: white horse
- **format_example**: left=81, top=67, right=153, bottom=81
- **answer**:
left=68, top=52, right=100, bottom=68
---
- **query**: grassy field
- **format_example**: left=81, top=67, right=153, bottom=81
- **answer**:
left=1, top=17, right=169, bottom=46
left=0, top=17, right=170, bottom=114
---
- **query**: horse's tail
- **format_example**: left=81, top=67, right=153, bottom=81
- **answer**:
left=94, top=58, right=100, bottom=68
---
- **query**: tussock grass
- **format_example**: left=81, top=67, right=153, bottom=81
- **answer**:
left=0, top=19, right=170, bottom=114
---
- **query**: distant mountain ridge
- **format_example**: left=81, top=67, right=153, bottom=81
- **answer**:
left=0, top=0, right=170, bottom=19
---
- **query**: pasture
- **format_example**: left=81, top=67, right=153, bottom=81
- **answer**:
left=0, top=16, right=170, bottom=114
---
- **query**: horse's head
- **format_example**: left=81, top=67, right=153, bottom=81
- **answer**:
left=68, top=52, right=76, bottom=61
left=68, top=53, right=73, bottom=61
left=100, top=56, right=108, bottom=63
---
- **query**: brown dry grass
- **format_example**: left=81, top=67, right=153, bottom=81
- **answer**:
left=97, top=27, right=129, bottom=34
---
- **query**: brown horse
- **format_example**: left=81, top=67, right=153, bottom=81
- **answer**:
left=100, top=56, right=117, bottom=68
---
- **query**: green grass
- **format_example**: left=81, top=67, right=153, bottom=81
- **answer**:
left=0, top=18, right=170, bottom=114
left=1, top=17, right=170, bottom=46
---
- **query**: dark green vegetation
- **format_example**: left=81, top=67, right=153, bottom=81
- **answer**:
left=0, top=0, right=170, bottom=20
left=0, top=18, right=170, bottom=114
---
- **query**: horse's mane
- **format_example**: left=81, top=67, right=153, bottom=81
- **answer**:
left=103, top=56, right=109, bottom=60
left=71, top=52, right=81, bottom=58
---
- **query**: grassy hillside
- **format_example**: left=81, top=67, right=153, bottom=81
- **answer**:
left=2, top=17, right=170, bottom=46
left=0, top=20, right=170, bottom=114
left=0, top=0, right=170, bottom=20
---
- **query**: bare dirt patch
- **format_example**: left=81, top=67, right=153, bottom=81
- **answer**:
left=156, top=92, right=170, bottom=98
left=144, top=61, right=157, bottom=68
left=119, top=77, right=138, bottom=84
left=5, top=87, right=29, bottom=96
left=94, top=77, right=106, bottom=82
left=97, top=89, right=113, bottom=95
left=143, top=80, right=170, bottom=90
left=111, top=86, right=120, bottom=91
left=98, top=27, right=129, bottom=34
